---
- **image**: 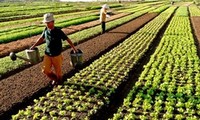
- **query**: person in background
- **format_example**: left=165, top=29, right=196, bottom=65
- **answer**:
left=171, top=0, right=174, bottom=5
left=30, top=13, right=77, bottom=86
left=100, top=4, right=110, bottom=33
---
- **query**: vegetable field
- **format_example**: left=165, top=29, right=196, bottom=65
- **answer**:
left=0, top=1, right=200, bottom=120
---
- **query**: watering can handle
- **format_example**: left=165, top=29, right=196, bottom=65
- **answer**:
left=74, top=48, right=78, bottom=53
left=30, top=46, right=35, bottom=50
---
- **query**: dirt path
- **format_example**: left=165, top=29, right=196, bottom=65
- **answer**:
left=0, top=13, right=158, bottom=119
left=0, top=13, right=129, bottom=58
left=190, top=16, right=200, bottom=57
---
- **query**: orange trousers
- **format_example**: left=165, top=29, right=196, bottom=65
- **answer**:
left=42, top=54, right=63, bottom=81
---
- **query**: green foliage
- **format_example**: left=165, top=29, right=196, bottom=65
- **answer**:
left=175, top=6, right=188, bottom=17
left=6, top=1, right=200, bottom=119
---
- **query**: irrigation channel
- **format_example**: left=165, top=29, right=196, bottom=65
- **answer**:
left=0, top=12, right=158, bottom=119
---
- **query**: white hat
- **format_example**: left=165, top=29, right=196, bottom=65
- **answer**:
left=102, top=4, right=109, bottom=9
left=43, top=13, right=54, bottom=23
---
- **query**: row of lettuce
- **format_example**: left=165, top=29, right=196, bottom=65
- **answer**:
left=0, top=2, right=122, bottom=22
left=189, top=4, right=200, bottom=16
left=0, top=13, right=99, bottom=44
left=0, top=10, right=96, bottom=28
left=0, top=4, right=168, bottom=79
left=11, top=5, right=175, bottom=120
left=0, top=2, right=152, bottom=29
left=111, top=6, right=200, bottom=120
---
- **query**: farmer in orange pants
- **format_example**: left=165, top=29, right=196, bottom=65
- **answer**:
left=30, top=13, right=77, bottom=85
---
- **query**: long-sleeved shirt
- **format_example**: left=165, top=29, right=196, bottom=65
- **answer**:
left=100, top=8, right=107, bottom=22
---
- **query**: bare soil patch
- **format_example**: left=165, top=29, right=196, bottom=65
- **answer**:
left=0, top=13, right=158, bottom=119
left=191, top=16, right=200, bottom=56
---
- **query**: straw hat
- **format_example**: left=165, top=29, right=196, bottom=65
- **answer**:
left=102, top=4, right=109, bottom=9
left=43, top=13, right=54, bottom=23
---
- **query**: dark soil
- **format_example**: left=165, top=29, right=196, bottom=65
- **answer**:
left=190, top=16, right=200, bottom=57
left=0, top=13, right=158, bottom=119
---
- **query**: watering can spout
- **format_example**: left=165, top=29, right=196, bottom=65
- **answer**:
left=10, top=52, right=32, bottom=63
left=9, top=52, right=17, bottom=61
left=9, top=47, right=41, bottom=64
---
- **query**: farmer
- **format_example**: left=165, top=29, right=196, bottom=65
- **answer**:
left=30, top=13, right=77, bottom=85
left=171, top=1, right=174, bottom=5
left=100, top=4, right=110, bottom=33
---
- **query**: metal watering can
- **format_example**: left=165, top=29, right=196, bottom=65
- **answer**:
left=9, top=47, right=41, bottom=64
left=70, top=49, right=83, bottom=69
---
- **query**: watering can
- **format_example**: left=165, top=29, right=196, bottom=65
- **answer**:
left=10, top=47, right=41, bottom=64
left=70, top=49, right=83, bottom=69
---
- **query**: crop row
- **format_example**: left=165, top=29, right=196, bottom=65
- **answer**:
left=0, top=5, right=72, bottom=17
left=0, top=10, right=97, bottom=29
left=118, top=1, right=167, bottom=13
left=189, top=4, right=200, bottom=16
left=11, top=6, right=175, bottom=120
left=0, top=6, right=78, bottom=22
left=0, top=2, right=122, bottom=22
left=0, top=15, right=99, bottom=44
left=0, top=10, right=99, bottom=30
left=118, top=4, right=150, bottom=13
left=111, top=6, right=200, bottom=120
left=0, top=4, right=71, bottom=13
left=150, top=4, right=170, bottom=13
left=0, top=4, right=163, bottom=79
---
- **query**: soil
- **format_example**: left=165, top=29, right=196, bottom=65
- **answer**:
left=0, top=13, right=129, bottom=58
left=190, top=16, right=200, bottom=57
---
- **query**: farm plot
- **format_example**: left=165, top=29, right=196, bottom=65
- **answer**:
left=1, top=1, right=199, bottom=120
left=0, top=12, right=159, bottom=120
left=9, top=6, right=175, bottom=120
left=0, top=2, right=123, bottom=22
left=0, top=3, right=166, bottom=80
left=0, top=3, right=170, bottom=119
left=111, top=5, right=200, bottom=120
left=0, top=4, right=124, bottom=44
left=0, top=2, right=165, bottom=58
